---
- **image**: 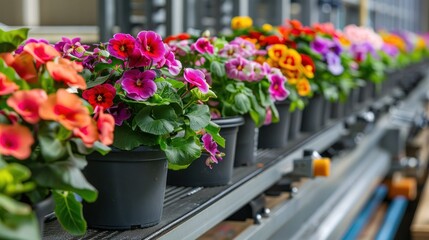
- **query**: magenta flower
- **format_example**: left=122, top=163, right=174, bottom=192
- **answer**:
left=264, top=107, right=272, bottom=125
left=225, top=57, right=250, bottom=81
left=183, top=68, right=209, bottom=93
left=202, top=133, right=222, bottom=168
left=310, top=37, right=331, bottom=55
left=54, top=37, right=89, bottom=58
left=128, top=49, right=151, bottom=68
left=121, top=69, right=157, bottom=101
left=268, top=74, right=289, bottom=101
left=136, top=31, right=166, bottom=61
left=108, top=103, right=132, bottom=126
left=191, top=38, right=214, bottom=54
left=107, top=33, right=136, bottom=60
left=163, top=50, right=182, bottom=76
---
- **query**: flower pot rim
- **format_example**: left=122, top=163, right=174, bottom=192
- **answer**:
left=212, top=116, right=245, bottom=128
left=87, top=146, right=166, bottom=162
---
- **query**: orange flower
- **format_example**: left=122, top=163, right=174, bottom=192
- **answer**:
left=74, top=119, right=99, bottom=147
left=231, top=16, right=253, bottom=30
left=0, top=72, right=19, bottom=95
left=0, top=53, right=14, bottom=66
left=296, top=79, right=311, bottom=96
left=97, top=110, right=115, bottom=146
left=0, top=123, right=34, bottom=160
left=46, top=58, right=86, bottom=89
left=300, top=54, right=315, bottom=79
left=278, top=49, right=302, bottom=70
left=39, top=89, right=91, bottom=130
left=23, top=42, right=60, bottom=64
left=7, top=89, right=47, bottom=124
left=11, top=53, right=38, bottom=83
left=268, top=44, right=288, bottom=61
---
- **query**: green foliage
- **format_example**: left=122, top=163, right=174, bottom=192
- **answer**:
left=0, top=28, right=29, bottom=53
left=53, top=191, right=87, bottom=236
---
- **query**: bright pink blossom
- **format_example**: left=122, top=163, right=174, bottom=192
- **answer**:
left=183, top=68, right=209, bottom=93
left=202, top=133, right=222, bottom=168
left=268, top=74, right=289, bottom=101
left=107, top=33, right=136, bottom=60
left=136, top=31, right=166, bottom=61
left=191, top=38, right=214, bottom=54
left=0, top=124, right=34, bottom=160
left=7, top=89, right=48, bottom=124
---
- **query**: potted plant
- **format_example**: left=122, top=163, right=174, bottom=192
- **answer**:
left=166, top=30, right=288, bottom=166
left=62, top=31, right=224, bottom=228
left=0, top=28, right=114, bottom=239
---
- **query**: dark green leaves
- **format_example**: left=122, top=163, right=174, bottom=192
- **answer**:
left=53, top=190, right=87, bottom=236
left=133, top=106, right=179, bottom=135
left=113, top=123, right=158, bottom=150
left=210, top=61, right=225, bottom=77
left=0, top=28, right=29, bottom=53
left=161, top=137, right=202, bottom=170
left=185, top=104, right=210, bottom=131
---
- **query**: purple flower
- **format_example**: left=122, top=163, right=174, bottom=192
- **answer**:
left=191, top=38, right=214, bottom=54
left=330, top=38, right=343, bottom=55
left=268, top=74, right=289, bottom=101
left=82, top=47, right=112, bottom=71
left=121, top=69, right=157, bottom=101
left=108, top=103, right=132, bottom=126
left=310, top=37, right=331, bottom=55
left=325, top=52, right=344, bottom=75
left=350, top=42, right=377, bottom=62
left=218, top=44, right=242, bottom=58
left=225, top=57, right=251, bottom=81
left=107, top=33, right=136, bottom=60
left=381, top=43, right=399, bottom=57
left=202, top=133, right=222, bottom=168
left=136, top=31, right=166, bottom=61
left=15, top=38, right=49, bottom=54
left=54, top=37, right=89, bottom=57
left=183, top=68, right=209, bottom=93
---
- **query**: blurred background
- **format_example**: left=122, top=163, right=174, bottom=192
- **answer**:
left=0, top=0, right=427, bottom=43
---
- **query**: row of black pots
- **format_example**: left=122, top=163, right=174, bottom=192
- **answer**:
left=76, top=72, right=417, bottom=230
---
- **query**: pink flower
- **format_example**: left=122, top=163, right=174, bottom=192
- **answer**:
left=107, top=33, right=136, bottom=60
left=23, top=42, right=60, bottom=64
left=225, top=57, right=250, bottom=81
left=183, top=68, right=209, bottom=93
left=191, top=38, right=214, bottom=54
left=74, top=119, right=99, bottom=147
left=121, top=69, right=157, bottom=101
left=136, top=31, right=166, bottom=61
left=268, top=74, right=289, bottom=101
left=128, top=49, right=151, bottom=68
left=7, top=89, right=48, bottom=124
left=202, top=133, right=222, bottom=168
left=97, top=110, right=115, bottom=146
left=264, top=107, right=272, bottom=125
left=54, top=37, right=89, bottom=58
left=0, top=124, right=34, bottom=160
left=161, top=47, right=182, bottom=76
left=0, top=72, right=19, bottom=95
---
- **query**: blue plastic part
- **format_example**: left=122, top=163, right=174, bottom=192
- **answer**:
left=342, top=185, right=388, bottom=240
left=375, top=197, right=408, bottom=240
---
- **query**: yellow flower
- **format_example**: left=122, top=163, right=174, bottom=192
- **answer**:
left=231, top=16, right=253, bottom=30
left=268, top=44, right=288, bottom=61
left=416, top=36, right=426, bottom=50
left=296, top=79, right=311, bottom=96
left=278, top=49, right=302, bottom=70
left=262, top=23, right=273, bottom=32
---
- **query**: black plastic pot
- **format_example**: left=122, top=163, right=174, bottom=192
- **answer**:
left=83, top=147, right=167, bottom=229
left=330, top=101, right=345, bottom=120
left=167, top=116, right=244, bottom=187
left=288, top=109, right=303, bottom=140
left=321, top=99, right=331, bottom=127
left=234, top=115, right=259, bottom=167
left=34, top=195, right=54, bottom=236
left=301, top=94, right=324, bottom=133
left=358, top=81, right=374, bottom=104
left=258, top=101, right=291, bottom=148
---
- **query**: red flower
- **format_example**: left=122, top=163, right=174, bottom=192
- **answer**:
left=164, top=33, right=191, bottom=44
left=82, top=84, right=116, bottom=109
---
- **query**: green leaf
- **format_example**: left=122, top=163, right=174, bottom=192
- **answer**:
left=190, top=88, right=217, bottom=102
left=233, top=93, right=251, bottom=114
left=40, top=70, right=55, bottom=93
left=38, top=123, right=68, bottom=162
left=161, top=137, right=201, bottom=169
left=31, top=162, right=97, bottom=202
left=185, top=104, right=210, bottom=131
left=53, top=190, right=86, bottom=236
left=204, top=121, right=225, bottom=148
left=113, top=123, right=158, bottom=150
left=86, top=75, right=111, bottom=88
left=133, top=106, right=179, bottom=135
left=0, top=28, right=29, bottom=53
left=0, top=194, right=32, bottom=215
left=166, top=78, right=185, bottom=89
left=210, top=61, right=225, bottom=77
